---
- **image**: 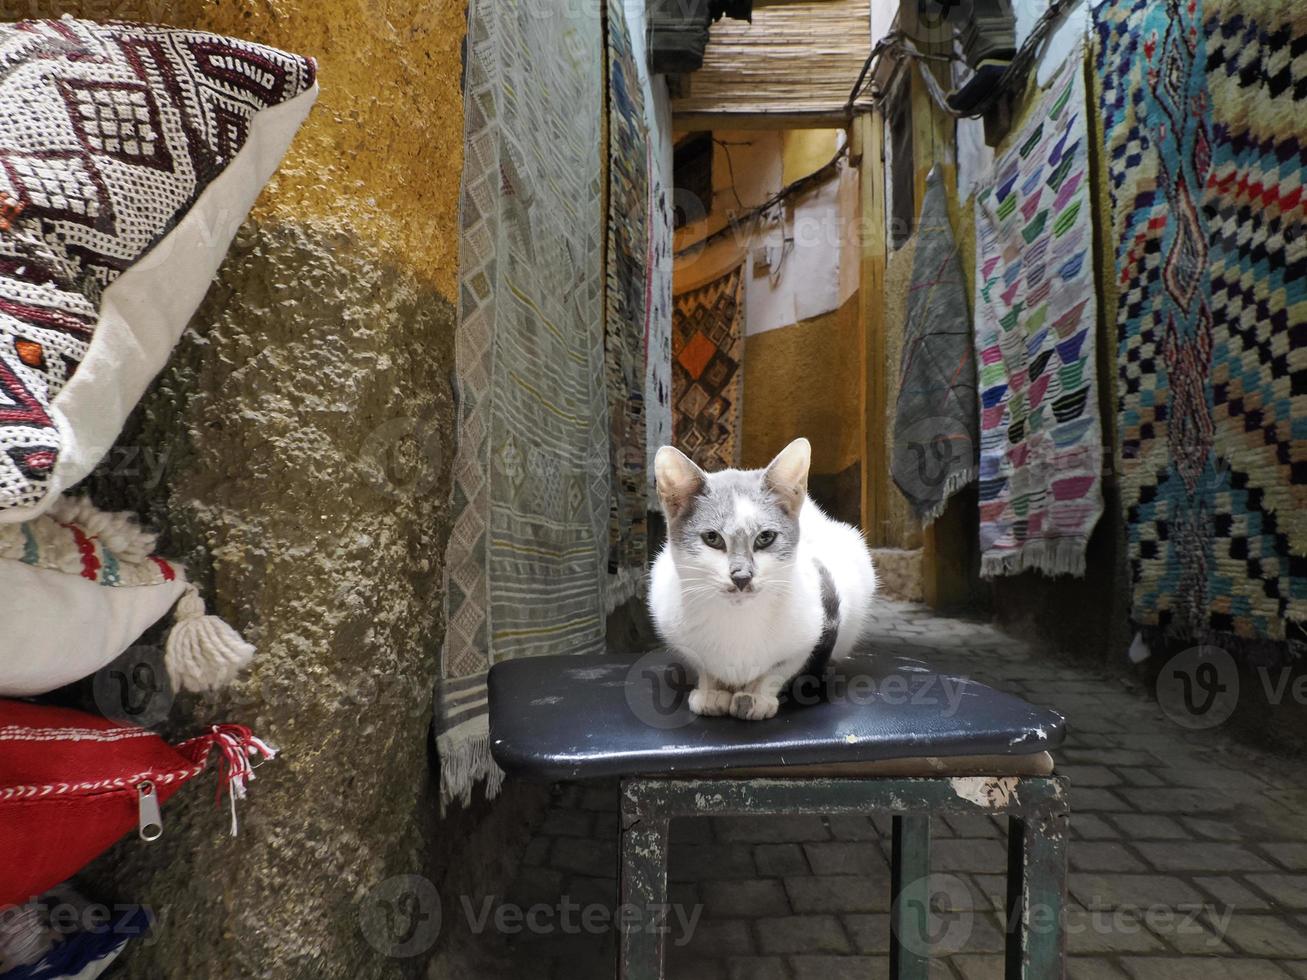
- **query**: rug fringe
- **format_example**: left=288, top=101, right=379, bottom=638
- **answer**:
left=1134, top=623, right=1304, bottom=667
left=981, top=537, right=1087, bottom=580
left=918, top=466, right=978, bottom=527
left=436, top=728, right=506, bottom=815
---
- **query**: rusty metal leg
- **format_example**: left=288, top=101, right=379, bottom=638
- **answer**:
left=1005, top=807, right=1069, bottom=979
left=890, top=814, right=932, bottom=980
left=619, top=779, right=671, bottom=980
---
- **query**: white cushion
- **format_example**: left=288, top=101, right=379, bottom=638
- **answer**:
left=0, top=562, right=186, bottom=697
left=0, top=19, right=317, bottom=521
left=0, top=500, right=187, bottom=697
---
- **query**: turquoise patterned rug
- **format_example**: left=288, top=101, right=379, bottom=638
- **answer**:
left=1096, top=0, right=1307, bottom=656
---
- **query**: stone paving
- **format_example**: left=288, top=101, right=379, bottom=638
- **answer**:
left=462, top=599, right=1307, bottom=979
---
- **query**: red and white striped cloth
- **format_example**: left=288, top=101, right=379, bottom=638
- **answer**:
left=0, top=699, right=275, bottom=908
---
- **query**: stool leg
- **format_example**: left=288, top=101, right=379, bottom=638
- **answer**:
left=1005, top=811, right=1069, bottom=979
left=618, top=788, right=671, bottom=980
left=890, top=815, right=933, bottom=980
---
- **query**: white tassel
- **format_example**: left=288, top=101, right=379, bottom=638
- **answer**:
left=1128, top=631, right=1152, bottom=664
left=165, top=584, right=255, bottom=693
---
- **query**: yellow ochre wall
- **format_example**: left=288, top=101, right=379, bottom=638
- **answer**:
left=674, top=127, right=864, bottom=521
left=25, top=2, right=475, bottom=978
left=741, top=294, right=863, bottom=513
left=159, top=0, right=464, bottom=295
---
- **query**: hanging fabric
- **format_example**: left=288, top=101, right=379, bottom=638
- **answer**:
left=604, top=0, right=653, bottom=612
left=973, top=47, right=1104, bottom=578
left=1095, top=0, right=1307, bottom=656
left=672, top=267, right=747, bottom=473
left=437, top=0, right=609, bottom=807
left=892, top=167, right=979, bottom=525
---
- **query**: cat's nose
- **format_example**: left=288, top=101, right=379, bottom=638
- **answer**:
left=730, top=572, right=753, bottom=592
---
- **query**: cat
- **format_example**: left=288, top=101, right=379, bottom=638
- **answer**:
left=649, top=438, right=878, bottom=721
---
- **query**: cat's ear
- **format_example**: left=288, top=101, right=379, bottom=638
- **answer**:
left=655, top=446, right=706, bottom=521
left=764, top=438, right=811, bottom=515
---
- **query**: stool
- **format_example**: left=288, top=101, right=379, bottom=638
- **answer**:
left=488, top=648, right=1069, bottom=980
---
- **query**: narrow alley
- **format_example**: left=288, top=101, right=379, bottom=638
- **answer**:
left=0, top=1, right=1301, bottom=978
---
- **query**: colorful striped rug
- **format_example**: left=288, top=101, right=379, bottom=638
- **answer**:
left=973, top=49, right=1104, bottom=578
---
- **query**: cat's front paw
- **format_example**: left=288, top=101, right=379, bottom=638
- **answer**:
left=730, top=691, right=779, bottom=721
left=689, top=688, right=733, bottom=717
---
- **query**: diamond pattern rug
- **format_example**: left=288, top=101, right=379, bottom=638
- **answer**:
left=672, top=267, right=745, bottom=472
left=1096, top=0, right=1307, bottom=655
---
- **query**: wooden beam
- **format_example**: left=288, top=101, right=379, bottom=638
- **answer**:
left=672, top=110, right=855, bottom=131
left=900, top=0, right=976, bottom=609
left=855, top=112, right=890, bottom=547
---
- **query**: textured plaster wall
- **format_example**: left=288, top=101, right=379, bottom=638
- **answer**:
left=18, top=2, right=519, bottom=977
left=86, top=221, right=459, bottom=979
left=741, top=293, right=862, bottom=522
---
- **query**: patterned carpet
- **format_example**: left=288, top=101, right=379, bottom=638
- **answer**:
left=646, top=141, right=674, bottom=496
left=973, top=50, right=1104, bottom=578
left=672, top=268, right=746, bottom=473
left=439, top=0, right=609, bottom=805
left=604, top=0, right=649, bottom=609
left=1096, top=0, right=1307, bottom=654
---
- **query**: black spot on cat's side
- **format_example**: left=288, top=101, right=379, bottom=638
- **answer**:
left=787, top=558, right=840, bottom=706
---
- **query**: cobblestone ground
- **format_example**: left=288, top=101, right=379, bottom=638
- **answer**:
left=461, top=599, right=1307, bottom=979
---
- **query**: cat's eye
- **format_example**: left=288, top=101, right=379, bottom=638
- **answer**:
left=754, top=530, right=777, bottom=549
left=701, top=530, right=725, bottom=550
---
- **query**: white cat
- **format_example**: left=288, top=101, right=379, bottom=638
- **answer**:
left=649, top=438, right=878, bottom=721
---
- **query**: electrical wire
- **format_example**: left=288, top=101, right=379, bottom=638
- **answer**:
left=844, top=29, right=956, bottom=114
left=674, top=143, right=850, bottom=257
left=845, top=0, right=1080, bottom=118
left=713, top=138, right=751, bottom=211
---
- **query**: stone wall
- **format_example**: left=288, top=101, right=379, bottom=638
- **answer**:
left=14, top=2, right=552, bottom=977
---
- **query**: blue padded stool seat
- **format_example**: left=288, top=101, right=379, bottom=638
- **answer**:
left=487, top=647, right=1070, bottom=980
